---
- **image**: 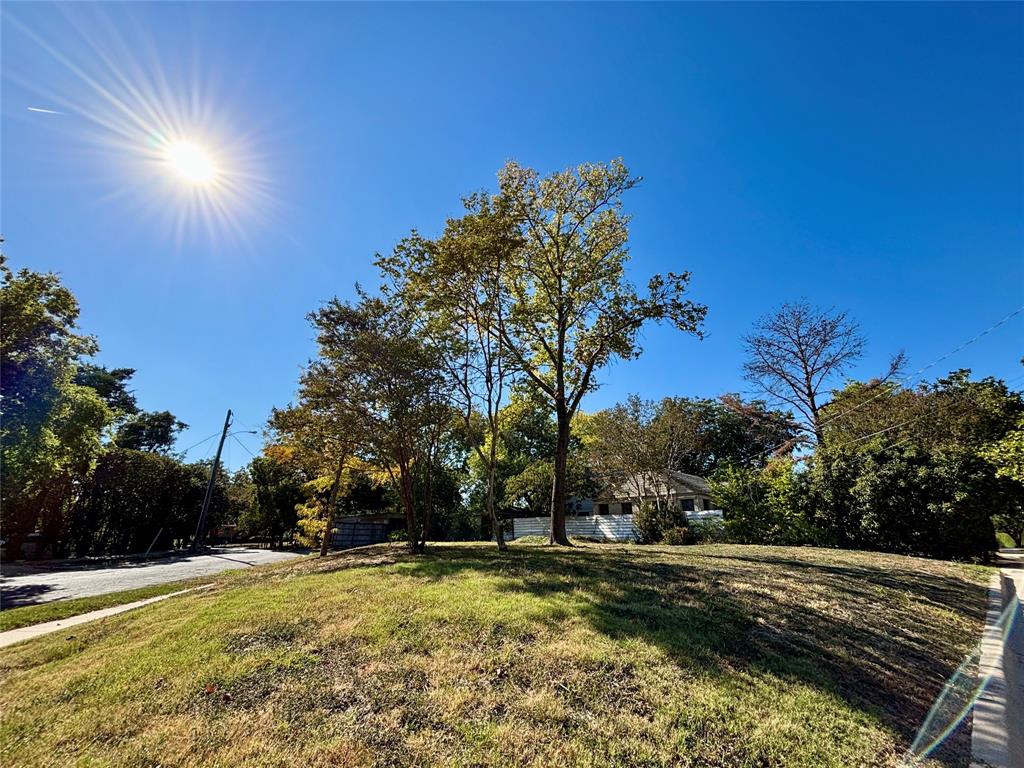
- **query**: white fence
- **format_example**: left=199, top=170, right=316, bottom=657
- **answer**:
left=512, top=511, right=723, bottom=542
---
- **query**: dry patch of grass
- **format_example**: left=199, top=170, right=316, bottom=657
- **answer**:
left=0, top=543, right=990, bottom=767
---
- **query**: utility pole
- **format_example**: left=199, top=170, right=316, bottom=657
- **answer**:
left=191, top=408, right=232, bottom=552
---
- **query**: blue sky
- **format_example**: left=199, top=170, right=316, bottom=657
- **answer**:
left=3, top=2, right=1022, bottom=468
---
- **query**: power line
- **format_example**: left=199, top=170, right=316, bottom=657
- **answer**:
left=752, top=306, right=1024, bottom=462
left=178, top=429, right=222, bottom=456
left=230, top=432, right=257, bottom=459
left=817, top=305, right=1024, bottom=431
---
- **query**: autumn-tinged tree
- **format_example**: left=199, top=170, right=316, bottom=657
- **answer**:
left=743, top=301, right=902, bottom=446
left=378, top=197, right=521, bottom=550
left=269, top=400, right=362, bottom=556
left=304, top=291, right=452, bottom=552
left=495, top=159, right=706, bottom=544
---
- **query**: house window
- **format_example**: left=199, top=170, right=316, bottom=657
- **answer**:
left=597, top=503, right=610, bottom=515
left=681, top=498, right=695, bottom=512
left=703, top=498, right=713, bottom=511
left=620, top=502, right=633, bottom=515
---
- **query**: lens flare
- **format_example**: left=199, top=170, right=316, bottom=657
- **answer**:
left=900, top=593, right=1019, bottom=766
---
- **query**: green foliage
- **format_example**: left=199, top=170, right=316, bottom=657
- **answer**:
left=0, top=257, right=114, bottom=553
left=981, top=415, right=1024, bottom=484
left=810, top=370, right=1023, bottom=559
left=581, top=393, right=799, bottom=489
left=661, top=525, right=691, bottom=546
left=823, top=370, right=1024, bottom=452
left=73, top=364, right=139, bottom=416
left=113, top=409, right=187, bottom=453
left=710, top=460, right=814, bottom=545
left=241, top=455, right=304, bottom=544
left=996, top=531, right=1016, bottom=548
left=632, top=501, right=688, bottom=544
left=802, top=445, right=1003, bottom=561
left=69, top=448, right=221, bottom=556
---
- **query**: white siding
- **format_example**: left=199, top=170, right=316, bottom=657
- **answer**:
left=512, top=511, right=723, bottom=542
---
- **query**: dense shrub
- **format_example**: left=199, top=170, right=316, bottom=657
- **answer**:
left=802, top=445, right=1002, bottom=561
left=633, top=501, right=688, bottom=544
left=661, top=526, right=691, bottom=545
left=710, top=460, right=818, bottom=545
left=688, top=519, right=728, bottom=544
left=996, top=531, right=1017, bottom=548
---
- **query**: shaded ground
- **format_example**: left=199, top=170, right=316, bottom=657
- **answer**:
left=0, top=542, right=991, bottom=767
left=0, top=546, right=301, bottom=608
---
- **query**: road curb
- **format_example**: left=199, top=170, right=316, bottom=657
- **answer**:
left=971, top=569, right=1023, bottom=768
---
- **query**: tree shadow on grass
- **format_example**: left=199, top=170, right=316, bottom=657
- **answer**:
left=392, top=544, right=987, bottom=767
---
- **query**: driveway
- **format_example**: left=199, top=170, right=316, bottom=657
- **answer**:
left=0, top=547, right=303, bottom=608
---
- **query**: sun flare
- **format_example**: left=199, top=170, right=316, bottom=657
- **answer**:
left=163, top=140, right=217, bottom=184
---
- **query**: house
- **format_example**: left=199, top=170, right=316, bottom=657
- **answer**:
left=592, top=470, right=716, bottom=516
left=510, top=470, right=721, bottom=542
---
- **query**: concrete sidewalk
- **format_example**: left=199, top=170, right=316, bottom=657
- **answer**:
left=971, top=568, right=1023, bottom=768
left=0, top=584, right=212, bottom=649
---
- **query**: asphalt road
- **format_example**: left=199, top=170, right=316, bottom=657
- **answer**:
left=0, top=547, right=302, bottom=608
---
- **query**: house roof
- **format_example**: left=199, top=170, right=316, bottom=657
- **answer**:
left=595, top=470, right=710, bottom=501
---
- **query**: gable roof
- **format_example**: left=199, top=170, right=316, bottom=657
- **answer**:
left=595, top=470, right=710, bottom=501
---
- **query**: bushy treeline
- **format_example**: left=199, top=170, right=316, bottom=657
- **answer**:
left=707, top=372, right=1024, bottom=561
left=69, top=449, right=225, bottom=556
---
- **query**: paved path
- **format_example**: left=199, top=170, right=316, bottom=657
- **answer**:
left=971, top=567, right=1023, bottom=768
left=1, top=547, right=302, bottom=608
left=0, top=585, right=213, bottom=648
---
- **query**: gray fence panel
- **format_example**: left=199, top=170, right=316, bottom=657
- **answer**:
left=330, top=521, right=389, bottom=550
left=511, top=511, right=723, bottom=541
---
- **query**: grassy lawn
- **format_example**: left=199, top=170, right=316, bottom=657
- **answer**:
left=0, top=579, right=211, bottom=632
left=0, top=542, right=990, bottom=767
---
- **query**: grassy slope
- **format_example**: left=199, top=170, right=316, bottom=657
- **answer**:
left=0, top=579, right=211, bottom=632
left=0, top=543, right=990, bottom=768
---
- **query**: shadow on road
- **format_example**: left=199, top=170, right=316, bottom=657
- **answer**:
left=0, top=582, right=56, bottom=609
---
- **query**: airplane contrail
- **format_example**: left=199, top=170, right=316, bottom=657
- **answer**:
left=27, top=106, right=63, bottom=114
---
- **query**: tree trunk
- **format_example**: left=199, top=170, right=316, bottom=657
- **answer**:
left=319, top=455, right=347, bottom=557
left=420, top=460, right=433, bottom=551
left=807, top=387, right=826, bottom=446
left=549, top=407, right=571, bottom=546
left=397, top=455, right=421, bottom=553
left=486, top=459, right=507, bottom=551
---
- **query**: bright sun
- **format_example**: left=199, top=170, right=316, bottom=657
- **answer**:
left=163, top=140, right=217, bottom=184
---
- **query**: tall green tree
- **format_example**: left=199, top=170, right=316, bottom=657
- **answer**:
left=495, top=159, right=706, bottom=544
left=114, top=410, right=188, bottom=453
left=0, top=256, right=112, bottom=553
left=378, top=198, right=522, bottom=550
left=74, top=364, right=138, bottom=415
left=241, top=452, right=305, bottom=547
